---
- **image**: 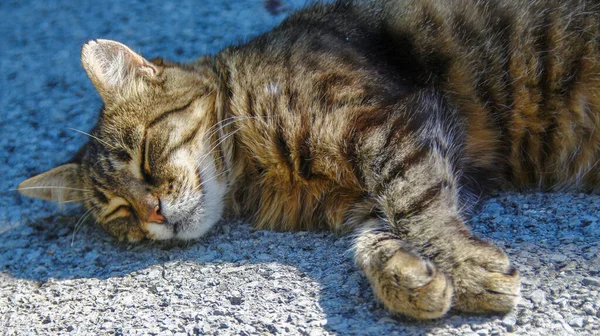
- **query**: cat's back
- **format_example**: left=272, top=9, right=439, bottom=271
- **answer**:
left=219, top=0, right=600, bottom=230
left=374, top=0, right=600, bottom=191
left=240, top=0, right=600, bottom=192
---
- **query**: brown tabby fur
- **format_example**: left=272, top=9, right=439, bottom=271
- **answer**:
left=19, top=0, right=600, bottom=320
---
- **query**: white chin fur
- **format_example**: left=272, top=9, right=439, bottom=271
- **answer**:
left=146, top=222, right=175, bottom=240
left=175, top=151, right=226, bottom=240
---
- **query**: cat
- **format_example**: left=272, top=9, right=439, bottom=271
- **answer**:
left=17, top=0, right=600, bottom=320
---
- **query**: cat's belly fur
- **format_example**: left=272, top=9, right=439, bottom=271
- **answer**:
left=231, top=108, right=371, bottom=232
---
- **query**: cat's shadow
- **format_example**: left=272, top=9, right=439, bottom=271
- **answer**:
left=0, top=212, right=517, bottom=334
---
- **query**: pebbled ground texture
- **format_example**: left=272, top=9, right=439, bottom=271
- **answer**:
left=1, top=0, right=599, bottom=335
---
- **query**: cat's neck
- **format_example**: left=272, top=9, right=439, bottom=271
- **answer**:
left=189, top=53, right=256, bottom=215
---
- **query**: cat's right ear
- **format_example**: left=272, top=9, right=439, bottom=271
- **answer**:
left=18, top=164, right=85, bottom=204
left=81, top=39, right=159, bottom=102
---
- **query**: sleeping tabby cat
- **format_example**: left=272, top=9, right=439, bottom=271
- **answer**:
left=18, top=0, right=600, bottom=319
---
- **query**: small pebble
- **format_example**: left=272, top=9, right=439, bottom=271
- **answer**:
left=568, top=317, right=584, bottom=328
left=561, top=322, right=576, bottom=334
left=502, top=315, right=517, bottom=332
left=583, top=304, right=596, bottom=316
left=530, top=289, right=546, bottom=305
left=549, top=253, right=568, bottom=263
left=582, top=277, right=600, bottom=288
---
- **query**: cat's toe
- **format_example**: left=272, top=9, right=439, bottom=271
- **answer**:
left=373, top=251, right=453, bottom=320
left=452, top=242, right=520, bottom=313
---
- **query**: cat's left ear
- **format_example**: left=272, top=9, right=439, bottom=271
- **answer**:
left=17, top=164, right=84, bottom=204
left=81, top=39, right=160, bottom=102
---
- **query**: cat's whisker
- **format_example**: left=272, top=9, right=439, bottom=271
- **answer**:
left=194, top=168, right=231, bottom=192
left=68, top=128, right=116, bottom=150
left=184, top=175, right=194, bottom=196
left=204, top=115, right=255, bottom=138
left=198, top=117, right=247, bottom=149
left=201, top=117, right=250, bottom=147
left=196, top=150, right=228, bottom=179
left=203, top=115, right=241, bottom=135
left=199, top=120, right=242, bottom=155
left=196, top=128, right=240, bottom=170
left=70, top=206, right=96, bottom=246
left=199, top=166, right=231, bottom=186
left=57, top=198, right=92, bottom=204
left=202, top=115, right=265, bottom=146
left=192, top=160, right=233, bottom=192
left=13, top=186, right=94, bottom=193
left=194, top=125, right=241, bottom=181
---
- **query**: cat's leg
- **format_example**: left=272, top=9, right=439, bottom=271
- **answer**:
left=363, top=148, right=520, bottom=317
left=353, top=219, right=453, bottom=319
left=352, top=91, right=519, bottom=318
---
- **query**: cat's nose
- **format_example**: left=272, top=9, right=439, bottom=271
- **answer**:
left=141, top=195, right=165, bottom=224
left=148, top=204, right=165, bottom=224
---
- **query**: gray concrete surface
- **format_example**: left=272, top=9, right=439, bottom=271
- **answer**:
left=1, top=0, right=599, bottom=335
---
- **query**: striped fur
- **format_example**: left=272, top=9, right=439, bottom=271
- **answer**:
left=19, top=0, right=600, bottom=319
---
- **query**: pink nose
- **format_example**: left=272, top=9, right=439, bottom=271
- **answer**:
left=147, top=205, right=165, bottom=224
left=138, top=194, right=165, bottom=224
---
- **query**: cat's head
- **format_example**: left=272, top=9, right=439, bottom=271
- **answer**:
left=18, top=39, right=229, bottom=242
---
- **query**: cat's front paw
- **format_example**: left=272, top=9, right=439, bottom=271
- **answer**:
left=451, top=239, right=520, bottom=313
left=372, top=250, right=453, bottom=320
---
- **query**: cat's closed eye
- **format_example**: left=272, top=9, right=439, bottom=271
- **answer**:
left=103, top=203, right=133, bottom=223
left=112, top=150, right=132, bottom=163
